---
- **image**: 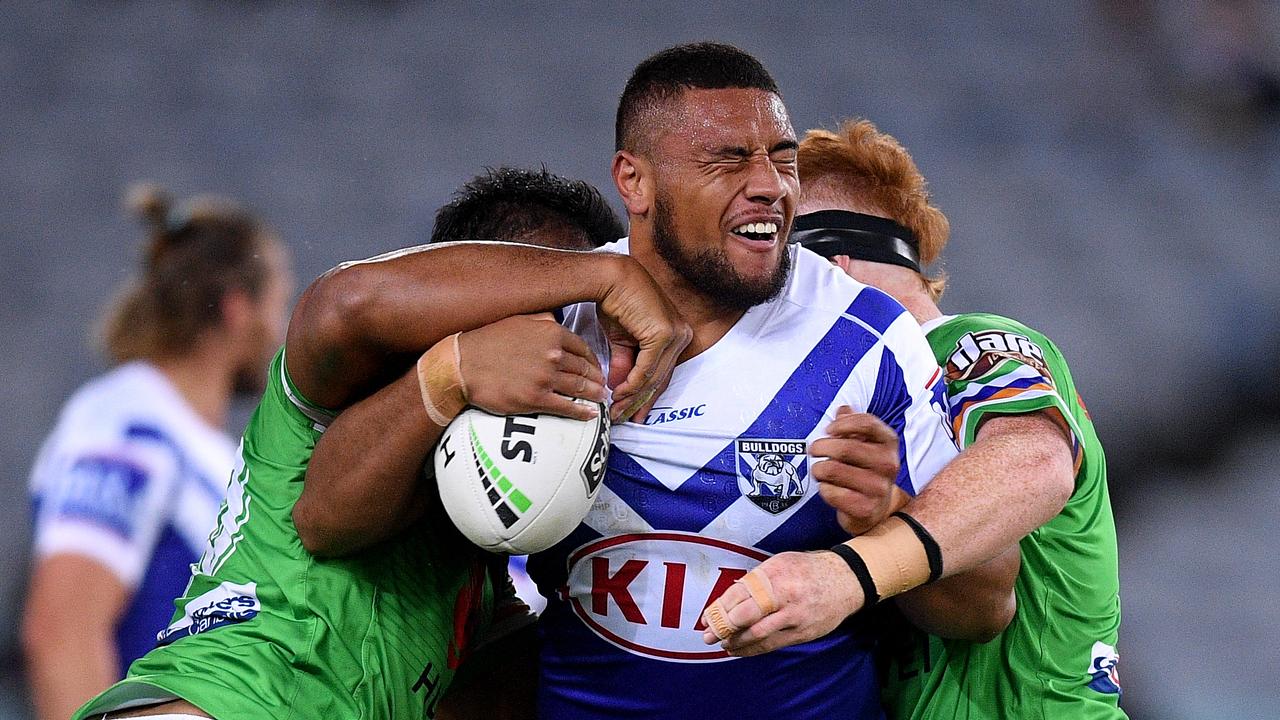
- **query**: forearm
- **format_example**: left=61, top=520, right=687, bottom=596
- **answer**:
left=895, top=545, right=1020, bottom=642
left=906, top=411, right=1073, bottom=578
left=288, top=243, right=627, bottom=408
left=295, top=364, right=438, bottom=556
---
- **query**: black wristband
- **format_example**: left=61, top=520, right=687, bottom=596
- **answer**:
left=828, top=543, right=880, bottom=607
left=892, top=511, right=944, bottom=583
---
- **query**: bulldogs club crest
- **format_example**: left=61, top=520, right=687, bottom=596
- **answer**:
left=735, top=439, right=808, bottom=514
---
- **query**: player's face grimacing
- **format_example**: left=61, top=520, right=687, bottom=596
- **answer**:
left=650, top=87, right=799, bottom=310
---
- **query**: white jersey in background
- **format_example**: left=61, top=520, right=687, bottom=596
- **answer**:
left=29, top=361, right=235, bottom=673
left=529, top=239, right=957, bottom=720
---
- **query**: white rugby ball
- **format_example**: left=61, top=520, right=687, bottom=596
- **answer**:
left=433, top=399, right=610, bottom=554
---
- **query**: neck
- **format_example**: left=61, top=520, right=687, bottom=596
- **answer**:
left=629, top=234, right=746, bottom=361
left=150, top=340, right=235, bottom=429
left=836, top=258, right=941, bottom=325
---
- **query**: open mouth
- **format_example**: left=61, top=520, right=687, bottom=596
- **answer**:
left=730, top=221, right=779, bottom=246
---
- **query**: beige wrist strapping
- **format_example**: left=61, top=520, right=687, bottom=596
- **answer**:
left=416, top=333, right=468, bottom=426
left=842, top=514, right=932, bottom=600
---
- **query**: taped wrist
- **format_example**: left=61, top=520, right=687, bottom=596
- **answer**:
left=416, top=333, right=468, bottom=426
left=828, top=514, right=936, bottom=607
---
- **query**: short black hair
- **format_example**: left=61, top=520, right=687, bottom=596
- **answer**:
left=431, top=167, right=625, bottom=249
left=615, top=42, right=780, bottom=152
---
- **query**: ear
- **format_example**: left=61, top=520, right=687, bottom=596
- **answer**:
left=612, top=150, right=652, bottom=217
left=219, top=288, right=256, bottom=337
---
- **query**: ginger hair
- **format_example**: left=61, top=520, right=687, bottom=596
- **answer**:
left=798, top=118, right=949, bottom=300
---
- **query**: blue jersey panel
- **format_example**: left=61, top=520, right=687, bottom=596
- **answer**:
left=114, top=523, right=197, bottom=672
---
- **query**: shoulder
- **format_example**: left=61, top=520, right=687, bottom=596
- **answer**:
left=48, top=364, right=161, bottom=443
left=781, top=245, right=911, bottom=335
left=926, top=312, right=1068, bottom=370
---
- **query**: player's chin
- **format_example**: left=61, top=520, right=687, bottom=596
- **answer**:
left=725, top=237, right=783, bottom=276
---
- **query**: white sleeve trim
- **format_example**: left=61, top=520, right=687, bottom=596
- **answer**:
left=33, top=520, right=144, bottom=588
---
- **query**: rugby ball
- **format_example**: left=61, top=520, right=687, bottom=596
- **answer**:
left=433, top=400, right=610, bottom=554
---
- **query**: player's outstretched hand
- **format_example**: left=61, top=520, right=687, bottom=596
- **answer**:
left=596, top=258, right=691, bottom=423
left=700, top=550, right=865, bottom=657
left=458, top=313, right=606, bottom=421
left=810, top=406, right=907, bottom=535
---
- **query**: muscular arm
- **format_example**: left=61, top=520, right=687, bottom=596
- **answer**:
left=291, top=244, right=688, bottom=556
left=288, top=243, right=628, bottom=410
left=294, top=365, right=436, bottom=556
left=893, top=410, right=1074, bottom=640
left=22, top=555, right=126, bottom=720
left=706, top=409, right=1073, bottom=654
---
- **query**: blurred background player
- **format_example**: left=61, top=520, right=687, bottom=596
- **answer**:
left=792, top=119, right=1124, bottom=718
left=69, top=167, right=657, bottom=720
left=20, top=185, right=293, bottom=720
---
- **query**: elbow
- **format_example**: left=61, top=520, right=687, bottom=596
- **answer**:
left=292, top=498, right=339, bottom=558
left=967, top=592, right=1017, bottom=644
left=295, top=264, right=380, bottom=356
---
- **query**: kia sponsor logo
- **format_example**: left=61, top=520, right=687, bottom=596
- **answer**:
left=562, top=533, right=769, bottom=662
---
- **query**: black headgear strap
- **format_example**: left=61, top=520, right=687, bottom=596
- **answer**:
left=790, top=210, right=921, bottom=273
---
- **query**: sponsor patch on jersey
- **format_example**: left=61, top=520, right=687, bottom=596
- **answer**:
left=45, top=455, right=148, bottom=538
left=155, top=580, right=260, bottom=646
left=734, top=438, right=809, bottom=514
left=946, top=330, right=1052, bottom=385
left=561, top=532, right=769, bottom=662
left=1085, top=641, right=1122, bottom=694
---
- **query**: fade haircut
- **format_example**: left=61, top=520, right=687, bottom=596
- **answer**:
left=616, top=42, right=779, bottom=153
left=798, top=119, right=950, bottom=300
left=431, top=167, right=625, bottom=249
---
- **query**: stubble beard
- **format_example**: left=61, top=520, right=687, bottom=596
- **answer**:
left=651, top=191, right=791, bottom=313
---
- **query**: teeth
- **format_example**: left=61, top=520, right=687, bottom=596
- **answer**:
left=733, top=222, right=778, bottom=235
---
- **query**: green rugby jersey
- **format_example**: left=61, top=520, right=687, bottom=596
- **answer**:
left=74, top=350, right=498, bottom=720
left=880, top=313, right=1125, bottom=720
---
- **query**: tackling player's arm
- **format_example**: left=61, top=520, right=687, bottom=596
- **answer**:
left=286, top=242, right=685, bottom=414
left=890, top=409, right=1073, bottom=640
left=291, top=243, right=690, bottom=556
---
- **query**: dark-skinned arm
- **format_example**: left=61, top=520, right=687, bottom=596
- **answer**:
left=286, top=242, right=685, bottom=414
left=289, top=243, right=690, bottom=556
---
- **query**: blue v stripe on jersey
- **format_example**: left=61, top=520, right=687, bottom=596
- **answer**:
left=865, top=347, right=914, bottom=494
left=604, top=299, right=881, bottom=532
left=846, top=286, right=906, bottom=335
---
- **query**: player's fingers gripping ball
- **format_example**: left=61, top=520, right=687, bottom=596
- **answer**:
left=701, top=568, right=779, bottom=642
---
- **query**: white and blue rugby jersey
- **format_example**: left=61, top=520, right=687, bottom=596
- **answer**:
left=529, top=239, right=957, bottom=720
left=29, top=362, right=234, bottom=673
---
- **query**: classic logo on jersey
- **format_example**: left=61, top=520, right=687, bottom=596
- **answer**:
left=734, top=439, right=808, bottom=514
left=946, top=331, right=1052, bottom=385
left=561, top=532, right=770, bottom=662
left=1085, top=641, right=1122, bottom=694
left=643, top=404, right=707, bottom=425
left=155, top=580, right=260, bottom=646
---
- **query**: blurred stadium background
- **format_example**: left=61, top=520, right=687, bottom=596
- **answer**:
left=2, top=2, right=1277, bottom=718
